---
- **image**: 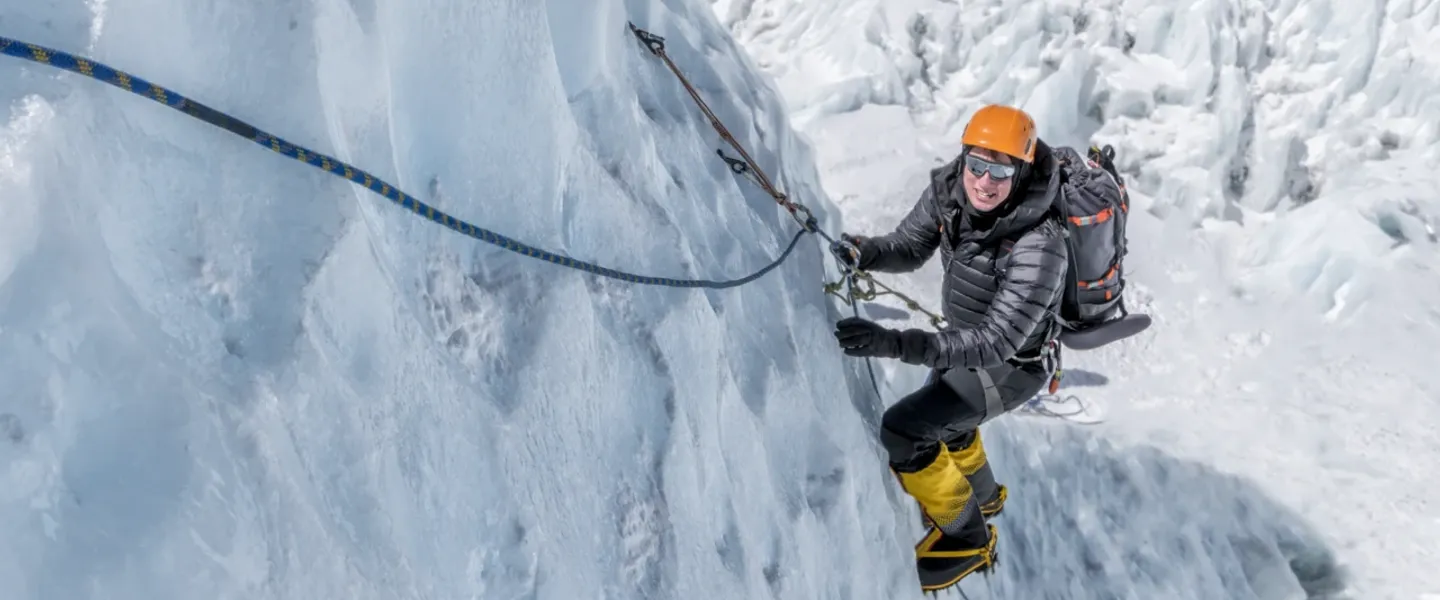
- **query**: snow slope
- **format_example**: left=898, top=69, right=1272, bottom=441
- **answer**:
left=0, top=1, right=925, bottom=598
left=716, top=0, right=1440, bottom=597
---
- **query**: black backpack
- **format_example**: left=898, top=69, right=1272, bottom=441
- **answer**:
left=1048, top=145, right=1150, bottom=351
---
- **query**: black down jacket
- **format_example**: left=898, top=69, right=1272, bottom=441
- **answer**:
left=855, top=140, right=1069, bottom=370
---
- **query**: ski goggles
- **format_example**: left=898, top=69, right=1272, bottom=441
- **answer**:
left=963, top=153, right=1018, bottom=181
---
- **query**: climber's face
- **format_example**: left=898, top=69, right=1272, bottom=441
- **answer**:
left=962, top=148, right=1016, bottom=212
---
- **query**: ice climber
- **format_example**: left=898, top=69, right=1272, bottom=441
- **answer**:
left=830, top=104, right=1072, bottom=592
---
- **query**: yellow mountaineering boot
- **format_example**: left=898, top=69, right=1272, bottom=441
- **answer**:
left=893, top=442, right=999, bottom=592
left=913, top=524, right=998, bottom=592
left=914, top=431, right=1006, bottom=527
left=946, top=429, right=1007, bottom=519
left=980, top=485, right=1007, bottom=518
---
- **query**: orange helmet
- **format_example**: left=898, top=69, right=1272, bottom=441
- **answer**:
left=961, top=104, right=1037, bottom=163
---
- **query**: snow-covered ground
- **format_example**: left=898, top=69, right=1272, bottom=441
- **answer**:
left=716, top=0, right=1440, bottom=597
left=0, top=0, right=923, bottom=598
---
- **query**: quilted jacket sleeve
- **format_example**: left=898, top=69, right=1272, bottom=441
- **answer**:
left=855, top=184, right=943, bottom=273
left=895, top=222, right=1069, bottom=369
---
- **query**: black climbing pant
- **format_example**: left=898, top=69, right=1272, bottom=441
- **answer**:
left=880, top=360, right=1052, bottom=474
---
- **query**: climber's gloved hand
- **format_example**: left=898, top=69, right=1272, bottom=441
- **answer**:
left=830, top=233, right=868, bottom=271
left=834, top=316, right=901, bottom=358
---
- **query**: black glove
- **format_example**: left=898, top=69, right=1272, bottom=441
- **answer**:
left=833, top=316, right=901, bottom=358
left=830, top=233, right=873, bottom=271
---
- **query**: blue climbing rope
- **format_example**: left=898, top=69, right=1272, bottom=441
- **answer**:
left=0, top=35, right=811, bottom=290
